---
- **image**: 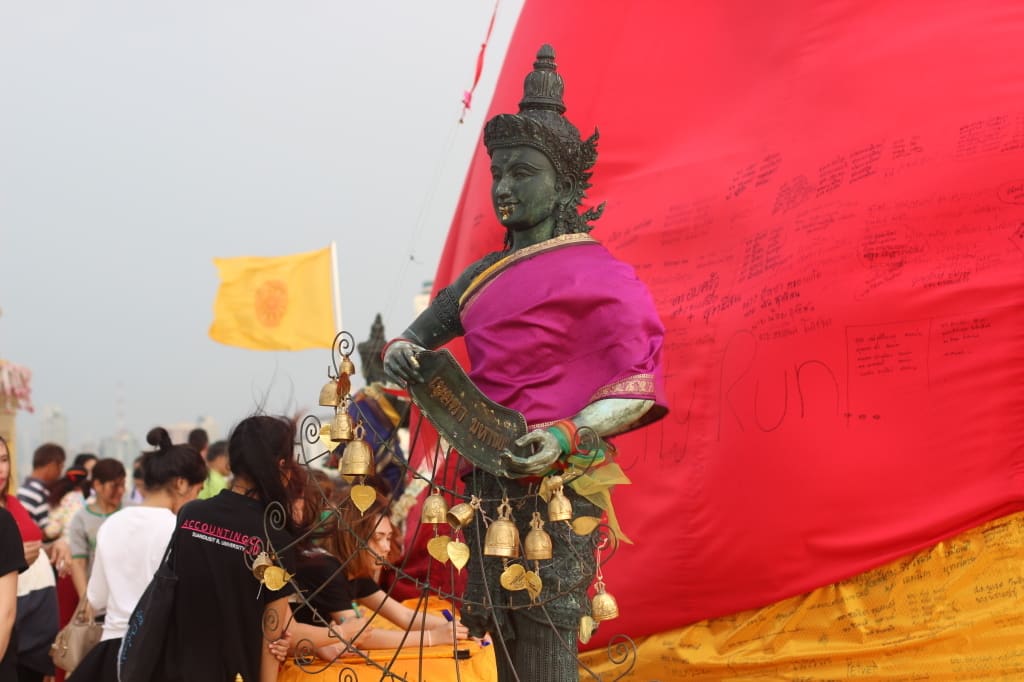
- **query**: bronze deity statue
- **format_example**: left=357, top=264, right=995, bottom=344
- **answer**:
left=385, top=44, right=666, bottom=682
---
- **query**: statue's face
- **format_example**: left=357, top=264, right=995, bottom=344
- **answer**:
left=490, top=146, right=563, bottom=234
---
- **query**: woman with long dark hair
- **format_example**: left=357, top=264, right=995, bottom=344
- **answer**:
left=73, top=427, right=206, bottom=681
left=167, top=415, right=367, bottom=682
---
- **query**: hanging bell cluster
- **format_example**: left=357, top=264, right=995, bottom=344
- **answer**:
left=321, top=343, right=357, bottom=443
left=484, top=498, right=520, bottom=558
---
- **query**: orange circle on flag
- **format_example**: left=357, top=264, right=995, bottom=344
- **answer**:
left=254, top=279, right=288, bottom=327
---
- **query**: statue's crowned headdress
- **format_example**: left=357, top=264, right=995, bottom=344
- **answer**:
left=484, top=45, right=604, bottom=236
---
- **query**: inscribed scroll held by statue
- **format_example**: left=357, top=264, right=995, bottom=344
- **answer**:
left=406, top=349, right=529, bottom=477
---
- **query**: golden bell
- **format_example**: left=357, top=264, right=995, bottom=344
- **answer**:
left=446, top=502, right=476, bottom=530
left=484, top=499, right=519, bottom=558
left=340, top=355, right=356, bottom=376
left=330, top=411, right=354, bottom=442
left=421, top=489, right=449, bottom=524
left=524, top=512, right=552, bottom=561
left=340, top=437, right=373, bottom=481
left=318, top=379, right=339, bottom=407
left=484, top=518, right=520, bottom=558
left=547, top=477, right=573, bottom=522
left=251, top=551, right=273, bottom=581
left=591, top=581, right=620, bottom=622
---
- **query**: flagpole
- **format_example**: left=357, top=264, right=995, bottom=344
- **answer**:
left=329, top=241, right=343, bottom=335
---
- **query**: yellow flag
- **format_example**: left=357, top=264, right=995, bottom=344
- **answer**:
left=209, top=246, right=336, bottom=351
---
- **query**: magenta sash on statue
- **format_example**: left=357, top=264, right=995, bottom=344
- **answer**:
left=459, top=235, right=667, bottom=429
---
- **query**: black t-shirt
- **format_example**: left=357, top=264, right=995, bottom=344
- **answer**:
left=0, top=507, right=28, bottom=680
left=170, top=491, right=295, bottom=682
left=293, top=550, right=378, bottom=626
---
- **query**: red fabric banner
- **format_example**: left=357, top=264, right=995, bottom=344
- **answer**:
left=424, top=0, right=1024, bottom=648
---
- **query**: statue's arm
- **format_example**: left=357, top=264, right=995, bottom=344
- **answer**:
left=573, top=398, right=655, bottom=438
left=383, top=262, right=482, bottom=384
left=501, top=397, right=655, bottom=477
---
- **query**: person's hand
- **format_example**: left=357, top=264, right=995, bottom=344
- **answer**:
left=77, top=599, right=95, bottom=622
left=383, top=340, right=426, bottom=385
left=425, top=621, right=470, bottom=646
left=268, top=630, right=292, bottom=662
left=46, top=538, right=72, bottom=576
left=22, top=539, right=41, bottom=566
left=500, top=428, right=562, bottom=476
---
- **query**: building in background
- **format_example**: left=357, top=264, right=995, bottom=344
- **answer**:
left=39, top=405, right=69, bottom=449
left=99, top=430, right=142, bottom=468
left=413, top=280, right=433, bottom=316
left=166, top=417, right=219, bottom=446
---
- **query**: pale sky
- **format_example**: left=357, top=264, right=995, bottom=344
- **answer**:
left=0, top=1, right=524, bottom=470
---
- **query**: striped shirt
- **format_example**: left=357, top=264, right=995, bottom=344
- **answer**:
left=16, top=477, right=51, bottom=531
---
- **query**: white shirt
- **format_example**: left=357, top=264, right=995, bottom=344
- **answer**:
left=86, top=505, right=177, bottom=641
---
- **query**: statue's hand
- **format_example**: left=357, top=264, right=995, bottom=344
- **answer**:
left=500, top=429, right=562, bottom=477
left=383, top=340, right=425, bottom=385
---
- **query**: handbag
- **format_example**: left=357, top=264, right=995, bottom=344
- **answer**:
left=117, top=532, right=178, bottom=682
left=50, top=601, right=102, bottom=674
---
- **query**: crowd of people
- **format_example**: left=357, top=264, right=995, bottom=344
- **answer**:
left=0, top=416, right=469, bottom=682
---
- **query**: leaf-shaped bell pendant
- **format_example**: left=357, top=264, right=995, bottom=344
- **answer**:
left=421, top=488, right=449, bottom=524
left=590, top=580, right=620, bottom=622
left=524, top=511, right=552, bottom=561
left=547, top=475, right=573, bottom=522
left=318, top=376, right=340, bottom=407
left=446, top=502, right=475, bottom=530
left=330, top=410, right=354, bottom=443
left=340, top=423, right=372, bottom=481
left=484, top=499, right=519, bottom=558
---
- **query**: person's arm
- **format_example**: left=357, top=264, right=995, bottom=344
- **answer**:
left=69, top=557, right=89, bottom=598
left=0, top=571, right=16, bottom=664
left=67, top=510, right=90, bottom=597
left=261, top=597, right=291, bottom=682
left=21, top=539, right=40, bottom=566
left=349, top=592, right=467, bottom=649
left=86, top=544, right=109, bottom=613
left=501, top=397, right=655, bottom=476
left=359, top=590, right=447, bottom=630
left=44, top=537, right=72, bottom=577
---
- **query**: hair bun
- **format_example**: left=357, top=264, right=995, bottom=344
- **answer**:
left=146, top=426, right=173, bottom=453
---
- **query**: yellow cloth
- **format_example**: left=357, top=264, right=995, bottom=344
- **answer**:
left=578, top=509, right=1024, bottom=679
left=539, top=462, right=634, bottom=544
left=276, top=598, right=497, bottom=682
left=209, top=246, right=335, bottom=351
